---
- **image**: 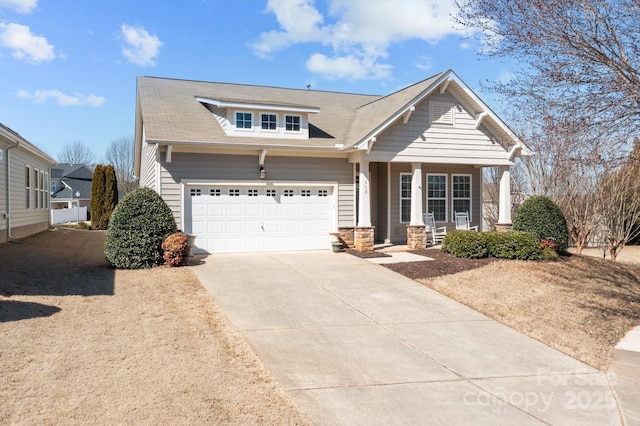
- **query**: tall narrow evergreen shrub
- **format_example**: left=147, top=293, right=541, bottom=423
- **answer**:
left=103, top=164, right=118, bottom=226
left=91, top=164, right=106, bottom=229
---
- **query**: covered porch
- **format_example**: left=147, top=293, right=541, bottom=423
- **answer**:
left=343, top=160, right=514, bottom=252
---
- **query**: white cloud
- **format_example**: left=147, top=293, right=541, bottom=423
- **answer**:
left=17, top=89, right=105, bottom=107
left=120, top=24, right=163, bottom=67
left=0, top=0, right=37, bottom=13
left=415, top=55, right=432, bottom=71
left=253, top=0, right=462, bottom=81
left=459, top=41, right=473, bottom=50
left=0, top=22, right=54, bottom=63
left=306, top=53, right=392, bottom=80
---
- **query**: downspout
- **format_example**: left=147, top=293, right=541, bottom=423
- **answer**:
left=6, top=140, right=20, bottom=239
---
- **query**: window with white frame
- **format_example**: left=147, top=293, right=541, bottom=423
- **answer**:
left=25, top=165, right=31, bottom=209
left=285, top=115, right=301, bottom=132
left=261, top=113, right=277, bottom=131
left=452, top=174, right=472, bottom=220
left=400, top=173, right=412, bottom=223
left=38, top=169, right=44, bottom=209
left=44, top=172, right=49, bottom=208
left=235, top=111, right=252, bottom=130
left=429, top=101, right=454, bottom=126
left=427, top=174, right=447, bottom=222
left=34, top=168, right=40, bottom=209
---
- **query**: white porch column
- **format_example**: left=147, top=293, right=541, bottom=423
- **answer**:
left=410, top=162, right=424, bottom=225
left=498, top=165, right=511, bottom=224
left=357, top=161, right=371, bottom=227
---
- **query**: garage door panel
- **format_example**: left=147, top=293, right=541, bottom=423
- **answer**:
left=281, top=204, right=297, bottom=216
left=207, top=204, right=224, bottom=216
left=226, top=204, right=243, bottom=216
left=189, top=185, right=333, bottom=253
left=207, top=221, right=224, bottom=233
left=262, top=220, right=280, bottom=233
left=244, top=220, right=262, bottom=233
left=244, top=203, right=261, bottom=216
left=263, top=204, right=279, bottom=216
left=226, top=220, right=244, bottom=233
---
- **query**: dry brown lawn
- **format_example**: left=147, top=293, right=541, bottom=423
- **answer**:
left=400, top=250, right=640, bottom=371
left=0, top=229, right=309, bottom=425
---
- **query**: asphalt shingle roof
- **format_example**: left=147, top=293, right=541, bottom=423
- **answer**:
left=136, top=73, right=447, bottom=149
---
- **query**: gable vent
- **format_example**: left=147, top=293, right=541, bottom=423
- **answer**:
left=430, top=101, right=454, bottom=125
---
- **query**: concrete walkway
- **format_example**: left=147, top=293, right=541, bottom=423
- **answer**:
left=191, top=251, right=623, bottom=425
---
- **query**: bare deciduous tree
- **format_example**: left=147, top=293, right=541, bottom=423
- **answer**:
left=507, top=112, right=617, bottom=253
left=455, top=0, right=640, bottom=146
left=58, top=141, right=96, bottom=166
left=596, top=140, right=640, bottom=260
left=105, top=137, right=137, bottom=195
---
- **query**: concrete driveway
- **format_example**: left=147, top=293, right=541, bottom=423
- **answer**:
left=191, top=251, right=622, bottom=425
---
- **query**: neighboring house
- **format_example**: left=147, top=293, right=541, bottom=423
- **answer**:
left=134, top=70, right=532, bottom=254
left=50, top=163, right=93, bottom=219
left=0, top=122, right=56, bottom=242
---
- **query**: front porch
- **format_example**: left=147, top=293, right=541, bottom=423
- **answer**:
left=341, top=161, right=514, bottom=252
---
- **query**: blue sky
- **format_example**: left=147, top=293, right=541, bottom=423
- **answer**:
left=0, top=0, right=514, bottom=162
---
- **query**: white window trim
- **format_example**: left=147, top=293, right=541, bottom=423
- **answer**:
left=260, top=112, right=279, bottom=133
left=284, top=114, right=302, bottom=134
left=44, top=172, right=49, bottom=209
left=399, top=172, right=412, bottom=224
left=234, top=110, right=254, bottom=131
left=451, top=174, right=472, bottom=221
left=426, top=173, right=448, bottom=222
left=25, top=164, right=32, bottom=210
left=429, top=101, right=455, bottom=126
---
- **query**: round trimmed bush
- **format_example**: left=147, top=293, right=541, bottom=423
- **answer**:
left=104, top=187, right=177, bottom=269
left=513, top=196, right=569, bottom=252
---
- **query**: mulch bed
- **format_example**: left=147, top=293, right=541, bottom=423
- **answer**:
left=381, top=249, right=496, bottom=280
left=345, top=248, right=391, bottom=258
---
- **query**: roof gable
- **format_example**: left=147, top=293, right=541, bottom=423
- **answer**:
left=351, top=70, right=529, bottom=156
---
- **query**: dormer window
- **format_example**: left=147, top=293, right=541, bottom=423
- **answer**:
left=261, top=113, right=277, bottom=131
left=285, top=115, right=301, bottom=132
left=235, top=112, right=252, bottom=130
left=196, top=97, right=318, bottom=139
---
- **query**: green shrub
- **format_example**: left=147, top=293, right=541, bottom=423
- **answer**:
left=162, top=232, right=189, bottom=267
left=484, top=231, right=544, bottom=260
left=91, top=164, right=106, bottom=229
left=441, top=230, right=488, bottom=258
left=104, top=187, right=177, bottom=269
left=541, top=247, right=560, bottom=260
left=442, top=230, right=544, bottom=260
left=513, top=196, right=569, bottom=252
left=103, top=164, right=118, bottom=226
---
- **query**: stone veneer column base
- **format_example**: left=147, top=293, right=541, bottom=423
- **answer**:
left=495, top=223, right=513, bottom=232
left=406, top=225, right=426, bottom=249
left=355, top=226, right=375, bottom=252
left=338, top=227, right=355, bottom=249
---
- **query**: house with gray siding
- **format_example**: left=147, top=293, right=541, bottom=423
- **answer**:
left=134, top=70, right=531, bottom=253
left=1, top=123, right=56, bottom=242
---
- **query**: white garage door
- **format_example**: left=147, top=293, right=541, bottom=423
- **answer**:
left=188, top=185, right=333, bottom=253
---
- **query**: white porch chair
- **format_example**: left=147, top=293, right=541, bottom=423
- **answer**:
left=454, top=212, right=478, bottom=231
left=423, top=212, right=447, bottom=245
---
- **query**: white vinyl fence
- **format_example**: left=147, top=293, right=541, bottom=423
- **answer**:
left=51, top=207, right=88, bottom=224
